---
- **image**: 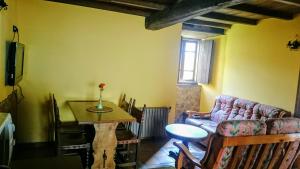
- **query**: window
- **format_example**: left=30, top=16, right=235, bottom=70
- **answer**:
left=178, top=38, right=214, bottom=84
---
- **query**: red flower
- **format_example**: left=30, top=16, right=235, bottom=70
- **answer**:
left=99, top=83, right=106, bottom=89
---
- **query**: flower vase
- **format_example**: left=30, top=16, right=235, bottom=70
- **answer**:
left=97, top=90, right=103, bottom=110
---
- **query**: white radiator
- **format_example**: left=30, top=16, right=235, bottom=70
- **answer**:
left=131, top=107, right=170, bottom=139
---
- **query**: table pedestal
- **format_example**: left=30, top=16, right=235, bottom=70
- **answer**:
left=92, top=123, right=118, bottom=169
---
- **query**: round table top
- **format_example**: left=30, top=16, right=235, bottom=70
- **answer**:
left=165, top=124, right=208, bottom=142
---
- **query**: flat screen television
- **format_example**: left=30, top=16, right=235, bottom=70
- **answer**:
left=6, top=42, right=25, bottom=86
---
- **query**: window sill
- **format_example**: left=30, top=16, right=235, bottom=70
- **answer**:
left=176, top=82, right=199, bottom=87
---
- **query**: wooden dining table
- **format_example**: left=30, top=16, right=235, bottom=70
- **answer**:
left=67, top=100, right=135, bottom=169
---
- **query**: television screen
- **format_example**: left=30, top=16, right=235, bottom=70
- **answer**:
left=6, top=42, right=25, bottom=86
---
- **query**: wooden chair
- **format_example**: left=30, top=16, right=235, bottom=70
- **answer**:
left=50, top=94, right=91, bottom=169
left=119, top=94, right=133, bottom=113
left=174, top=118, right=300, bottom=169
left=117, top=94, right=133, bottom=130
left=115, top=101, right=146, bottom=169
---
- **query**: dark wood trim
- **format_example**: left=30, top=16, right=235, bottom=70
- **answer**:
left=273, top=0, right=300, bottom=7
left=145, top=0, right=252, bottom=30
left=295, top=70, right=300, bottom=117
left=46, top=0, right=153, bottom=16
left=202, top=12, right=258, bottom=25
left=184, top=19, right=232, bottom=29
left=97, top=0, right=166, bottom=10
left=222, top=133, right=300, bottom=147
left=228, top=4, right=294, bottom=20
left=182, top=23, right=225, bottom=35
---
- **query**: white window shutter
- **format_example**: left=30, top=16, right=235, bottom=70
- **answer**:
left=196, top=40, right=214, bottom=84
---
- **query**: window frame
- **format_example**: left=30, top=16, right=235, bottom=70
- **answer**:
left=177, top=37, right=200, bottom=85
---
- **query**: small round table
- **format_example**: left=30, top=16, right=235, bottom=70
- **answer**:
left=165, top=124, right=208, bottom=159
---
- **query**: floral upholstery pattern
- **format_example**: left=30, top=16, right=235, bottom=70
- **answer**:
left=217, top=120, right=266, bottom=137
left=262, top=118, right=300, bottom=169
left=227, top=99, right=257, bottom=120
left=251, top=104, right=282, bottom=120
left=205, top=120, right=266, bottom=169
left=210, top=95, right=236, bottom=123
left=266, top=118, right=300, bottom=134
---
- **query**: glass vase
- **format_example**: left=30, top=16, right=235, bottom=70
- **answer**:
left=97, top=90, right=103, bottom=110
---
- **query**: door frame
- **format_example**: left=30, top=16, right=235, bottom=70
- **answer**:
left=295, top=70, right=300, bottom=117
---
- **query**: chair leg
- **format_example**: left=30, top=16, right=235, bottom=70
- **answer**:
left=86, top=147, right=90, bottom=169
left=135, top=143, right=140, bottom=169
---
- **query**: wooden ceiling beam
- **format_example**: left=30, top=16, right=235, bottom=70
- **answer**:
left=273, top=0, right=300, bottom=7
left=184, top=19, right=232, bottom=29
left=145, top=0, right=252, bottom=30
left=47, top=0, right=152, bottom=16
left=97, top=0, right=166, bottom=10
left=182, top=23, right=225, bottom=35
left=202, top=12, right=258, bottom=25
left=228, top=4, right=294, bottom=20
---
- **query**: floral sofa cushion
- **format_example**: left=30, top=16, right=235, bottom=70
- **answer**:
left=266, top=118, right=300, bottom=134
left=217, top=120, right=266, bottom=136
left=251, top=104, right=283, bottom=120
left=210, top=95, right=236, bottom=123
left=227, top=98, right=257, bottom=120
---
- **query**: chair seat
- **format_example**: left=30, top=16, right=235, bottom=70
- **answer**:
left=116, top=130, right=138, bottom=144
left=116, top=123, right=127, bottom=130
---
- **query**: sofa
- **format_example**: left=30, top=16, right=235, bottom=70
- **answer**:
left=185, top=95, right=291, bottom=146
left=174, top=118, right=300, bottom=169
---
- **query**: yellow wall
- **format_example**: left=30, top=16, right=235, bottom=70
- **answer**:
left=200, top=36, right=227, bottom=112
left=16, top=0, right=181, bottom=142
left=0, top=0, right=18, bottom=100
left=200, top=16, right=300, bottom=113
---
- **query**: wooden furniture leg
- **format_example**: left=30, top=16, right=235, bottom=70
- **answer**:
left=92, top=123, right=118, bottom=169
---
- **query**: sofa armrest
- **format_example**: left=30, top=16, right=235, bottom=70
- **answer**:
left=173, top=142, right=202, bottom=169
left=186, top=110, right=210, bottom=119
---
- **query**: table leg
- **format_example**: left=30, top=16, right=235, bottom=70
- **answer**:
left=91, top=123, right=118, bottom=169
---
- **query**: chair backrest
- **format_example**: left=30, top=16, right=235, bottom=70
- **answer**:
left=48, top=94, right=55, bottom=142
left=227, top=98, right=257, bottom=120
left=49, top=94, right=61, bottom=145
left=210, top=95, right=236, bottom=123
left=130, top=100, right=146, bottom=139
left=119, top=94, right=133, bottom=113
left=201, top=118, right=300, bottom=169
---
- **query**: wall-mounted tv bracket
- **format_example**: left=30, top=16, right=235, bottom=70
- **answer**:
left=12, top=25, right=19, bottom=42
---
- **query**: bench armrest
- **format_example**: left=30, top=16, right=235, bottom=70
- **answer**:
left=173, top=142, right=202, bottom=169
left=186, top=110, right=210, bottom=119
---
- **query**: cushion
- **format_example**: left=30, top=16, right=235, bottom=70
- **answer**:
left=216, top=120, right=266, bottom=137
left=227, top=98, right=257, bottom=120
left=200, top=124, right=217, bottom=133
left=210, top=95, right=236, bottom=123
left=266, top=118, right=300, bottom=134
left=251, top=104, right=281, bottom=120
left=186, top=118, right=217, bottom=128
left=185, top=118, right=203, bottom=127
